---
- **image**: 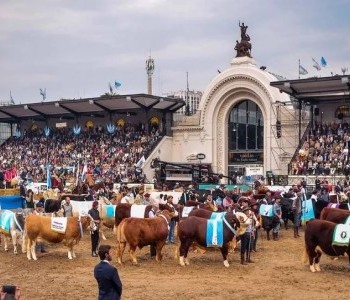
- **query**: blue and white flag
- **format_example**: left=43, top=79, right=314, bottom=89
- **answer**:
left=46, top=165, right=51, bottom=189
left=299, top=65, right=308, bottom=75
left=115, top=81, right=122, bottom=88
left=321, top=57, right=327, bottom=67
left=312, top=58, right=321, bottom=71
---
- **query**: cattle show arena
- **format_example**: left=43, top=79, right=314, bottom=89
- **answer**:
left=1, top=228, right=349, bottom=300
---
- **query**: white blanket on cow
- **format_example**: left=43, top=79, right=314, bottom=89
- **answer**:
left=70, top=201, right=94, bottom=217
left=332, top=224, right=350, bottom=246
left=51, top=217, right=67, bottom=233
left=182, top=206, right=195, bottom=218
left=130, top=205, right=146, bottom=218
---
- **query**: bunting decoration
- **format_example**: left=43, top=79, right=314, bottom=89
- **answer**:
left=73, top=124, right=81, bottom=136
left=44, top=126, right=50, bottom=137
left=14, top=128, right=21, bottom=138
left=106, top=122, right=116, bottom=134
left=46, top=164, right=51, bottom=189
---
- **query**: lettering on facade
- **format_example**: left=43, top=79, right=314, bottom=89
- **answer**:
left=229, top=152, right=263, bottom=163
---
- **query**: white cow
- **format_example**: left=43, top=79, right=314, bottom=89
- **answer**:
left=0, top=210, right=25, bottom=254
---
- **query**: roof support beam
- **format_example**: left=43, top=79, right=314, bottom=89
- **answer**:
left=91, top=101, right=113, bottom=114
left=58, top=104, right=79, bottom=116
left=25, top=106, right=48, bottom=119
left=0, top=109, right=19, bottom=121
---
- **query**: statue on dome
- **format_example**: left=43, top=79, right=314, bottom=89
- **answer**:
left=235, top=21, right=252, bottom=58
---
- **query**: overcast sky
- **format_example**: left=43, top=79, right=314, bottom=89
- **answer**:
left=1, top=0, right=349, bottom=104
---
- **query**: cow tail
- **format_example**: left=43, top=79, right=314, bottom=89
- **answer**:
left=302, top=245, right=308, bottom=264
left=174, top=222, right=180, bottom=260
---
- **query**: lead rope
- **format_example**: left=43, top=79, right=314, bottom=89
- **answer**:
left=13, top=214, right=23, bottom=233
left=78, top=215, right=83, bottom=238
left=223, top=216, right=237, bottom=236
left=159, top=214, right=170, bottom=231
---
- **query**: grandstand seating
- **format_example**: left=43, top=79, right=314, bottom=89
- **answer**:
left=0, top=123, right=162, bottom=188
left=290, top=121, right=350, bottom=176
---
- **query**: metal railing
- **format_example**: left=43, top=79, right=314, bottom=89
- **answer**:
left=288, top=120, right=312, bottom=174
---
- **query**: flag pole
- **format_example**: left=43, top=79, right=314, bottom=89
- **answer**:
left=298, top=59, right=300, bottom=79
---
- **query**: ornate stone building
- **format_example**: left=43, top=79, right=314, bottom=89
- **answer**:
left=143, top=25, right=307, bottom=183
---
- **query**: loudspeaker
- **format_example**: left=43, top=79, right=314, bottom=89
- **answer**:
left=314, top=108, right=319, bottom=116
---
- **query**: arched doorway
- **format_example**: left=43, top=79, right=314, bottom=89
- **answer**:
left=228, top=100, right=264, bottom=183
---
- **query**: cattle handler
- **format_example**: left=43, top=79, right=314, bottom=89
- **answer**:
left=148, top=202, right=159, bottom=257
left=89, top=200, right=101, bottom=257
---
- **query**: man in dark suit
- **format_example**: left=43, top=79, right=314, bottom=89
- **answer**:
left=94, top=244, right=122, bottom=300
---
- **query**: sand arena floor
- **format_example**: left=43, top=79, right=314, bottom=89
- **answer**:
left=1, top=226, right=349, bottom=300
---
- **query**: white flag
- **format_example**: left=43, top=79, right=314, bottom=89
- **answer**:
left=299, top=65, right=308, bottom=75
left=312, top=58, right=321, bottom=71
left=136, top=156, right=146, bottom=168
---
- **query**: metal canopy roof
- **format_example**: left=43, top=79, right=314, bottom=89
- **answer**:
left=270, top=75, right=350, bottom=103
left=0, top=93, right=185, bottom=123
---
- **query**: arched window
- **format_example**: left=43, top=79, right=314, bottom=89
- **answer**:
left=228, top=100, right=264, bottom=164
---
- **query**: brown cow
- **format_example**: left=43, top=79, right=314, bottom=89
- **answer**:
left=177, top=212, right=247, bottom=267
left=116, top=210, right=172, bottom=264
left=319, top=207, right=350, bottom=224
left=24, top=215, right=93, bottom=260
left=303, top=219, right=350, bottom=272
left=187, top=209, right=253, bottom=254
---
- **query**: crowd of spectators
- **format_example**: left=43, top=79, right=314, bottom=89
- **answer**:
left=0, top=123, right=162, bottom=189
left=290, top=121, right=350, bottom=176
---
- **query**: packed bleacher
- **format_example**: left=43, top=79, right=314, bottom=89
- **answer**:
left=290, top=121, right=350, bottom=176
left=0, top=123, right=162, bottom=189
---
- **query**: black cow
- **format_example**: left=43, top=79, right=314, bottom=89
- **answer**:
left=44, top=198, right=64, bottom=213
left=280, top=197, right=295, bottom=229
left=313, top=199, right=350, bottom=219
left=261, top=215, right=280, bottom=240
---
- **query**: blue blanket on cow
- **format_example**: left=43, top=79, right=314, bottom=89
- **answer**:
left=301, top=199, right=315, bottom=222
left=106, top=205, right=116, bottom=218
left=0, top=210, right=14, bottom=233
left=210, top=212, right=226, bottom=220
left=206, top=218, right=223, bottom=247
left=259, top=204, right=273, bottom=217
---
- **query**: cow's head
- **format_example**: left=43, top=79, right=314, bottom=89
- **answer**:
left=80, top=215, right=97, bottom=231
left=225, top=212, right=241, bottom=232
left=234, top=212, right=252, bottom=226
left=157, top=210, right=174, bottom=222
left=14, top=212, right=25, bottom=233
left=237, top=223, right=248, bottom=236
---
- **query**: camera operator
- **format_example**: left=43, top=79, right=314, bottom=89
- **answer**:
left=1, top=285, right=21, bottom=300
